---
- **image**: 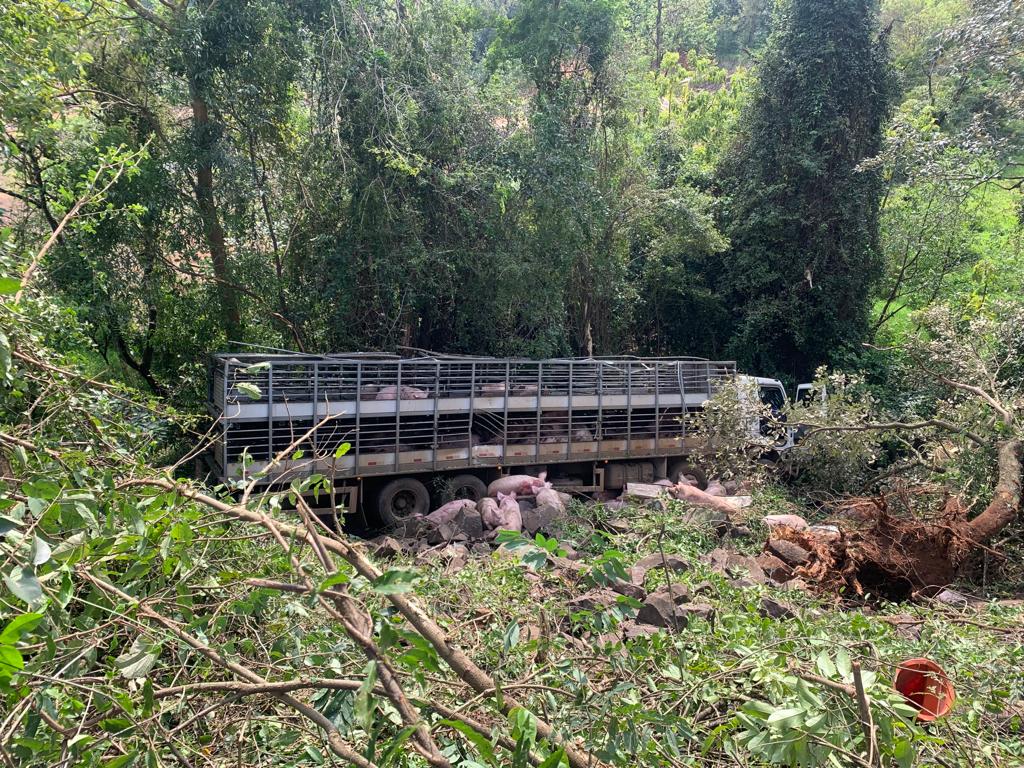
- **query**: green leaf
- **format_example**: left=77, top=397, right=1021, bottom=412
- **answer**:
left=102, top=752, right=137, bottom=768
left=30, top=535, right=51, bottom=566
left=537, top=749, right=567, bottom=768
left=236, top=382, right=261, bottom=400
left=0, top=612, right=43, bottom=644
left=440, top=720, right=497, bottom=765
left=0, top=277, right=20, bottom=295
left=767, top=706, right=805, bottom=728
left=318, top=572, right=350, bottom=592
left=370, top=569, right=420, bottom=594
left=0, top=644, right=24, bottom=675
left=115, top=637, right=159, bottom=680
left=334, top=442, right=351, bottom=458
left=242, top=362, right=270, bottom=374
left=4, top=567, right=42, bottom=605
left=354, top=660, right=377, bottom=730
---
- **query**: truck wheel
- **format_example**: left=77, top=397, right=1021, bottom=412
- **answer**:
left=446, top=474, right=487, bottom=502
left=666, top=461, right=708, bottom=490
left=377, top=478, right=430, bottom=527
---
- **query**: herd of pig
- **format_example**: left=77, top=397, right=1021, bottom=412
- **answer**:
left=418, top=472, right=569, bottom=534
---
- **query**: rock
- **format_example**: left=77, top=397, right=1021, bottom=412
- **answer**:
left=705, top=548, right=766, bottom=584
left=681, top=602, right=716, bottom=623
left=704, top=480, right=727, bottom=496
left=934, top=588, right=981, bottom=607
left=680, top=507, right=731, bottom=533
left=729, top=525, right=753, bottom=539
left=522, top=503, right=566, bottom=536
left=470, top=542, right=492, bottom=556
left=723, top=480, right=742, bottom=495
left=603, top=517, right=631, bottom=534
left=728, top=578, right=757, bottom=589
left=567, top=589, right=618, bottom=613
left=763, top=514, right=809, bottom=531
left=808, top=524, right=840, bottom=539
left=371, top=536, right=405, bottom=559
left=755, top=553, right=793, bottom=583
left=399, top=516, right=428, bottom=539
left=759, top=597, right=798, bottom=620
left=767, top=538, right=811, bottom=567
left=629, top=553, right=691, bottom=586
left=621, top=621, right=660, bottom=640
left=550, top=556, right=586, bottom=574
left=636, top=587, right=715, bottom=631
left=455, top=508, right=484, bottom=539
left=610, top=578, right=646, bottom=601
left=691, top=580, right=717, bottom=596
left=517, top=498, right=536, bottom=513
left=636, top=592, right=686, bottom=629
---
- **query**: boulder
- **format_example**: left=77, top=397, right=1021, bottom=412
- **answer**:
left=455, top=508, right=485, bottom=540
left=636, top=586, right=715, bottom=631
left=621, top=620, right=661, bottom=640
left=567, top=589, right=619, bottom=613
left=767, top=538, right=811, bottom=567
left=629, top=553, right=691, bottom=586
left=609, top=578, right=646, bottom=601
left=522, top=503, right=566, bottom=536
left=758, top=597, right=798, bottom=620
left=755, top=552, right=793, bottom=583
left=371, top=536, right=405, bottom=559
left=705, top=548, right=766, bottom=584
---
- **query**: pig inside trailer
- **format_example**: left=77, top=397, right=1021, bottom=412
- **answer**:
left=207, top=353, right=789, bottom=525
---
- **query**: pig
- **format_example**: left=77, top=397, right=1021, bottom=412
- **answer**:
left=480, top=382, right=506, bottom=395
left=375, top=385, right=429, bottom=401
left=478, top=497, right=502, bottom=529
left=511, top=383, right=539, bottom=396
left=494, top=492, right=522, bottom=532
left=487, top=471, right=547, bottom=498
left=359, top=383, right=380, bottom=401
left=535, top=484, right=565, bottom=513
left=425, top=498, right=477, bottom=525
left=571, top=427, right=594, bottom=441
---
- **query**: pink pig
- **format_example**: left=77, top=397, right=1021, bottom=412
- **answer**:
left=425, top=498, right=477, bottom=525
left=494, top=492, right=523, bottom=532
left=487, top=471, right=547, bottom=498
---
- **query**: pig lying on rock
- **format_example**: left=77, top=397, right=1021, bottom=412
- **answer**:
left=491, top=492, right=522, bottom=532
left=425, top=498, right=477, bottom=525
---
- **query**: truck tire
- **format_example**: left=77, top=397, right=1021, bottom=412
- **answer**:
left=377, top=478, right=430, bottom=527
left=666, top=460, right=708, bottom=490
left=446, top=474, right=487, bottom=502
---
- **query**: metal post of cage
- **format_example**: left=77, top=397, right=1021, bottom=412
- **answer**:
left=432, top=360, right=440, bottom=472
left=311, top=361, right=319, bottom=456
left=354, top=361, right=362, bottom=477
left=567, top=360, right=574, bottom=458
left=626, top=361, right=632, bottom=456
left=468, top=362, right=476, bottom=466
left=394, top=360, right=402, bottom=472
left=502, top=361, right=510, bottom=463
left=266, top=365, right=274, bottom=463
left=535, top=361, right=543, bottom=463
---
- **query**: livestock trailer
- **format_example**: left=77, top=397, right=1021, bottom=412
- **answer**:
left=206, top=353, right=759, bottom=523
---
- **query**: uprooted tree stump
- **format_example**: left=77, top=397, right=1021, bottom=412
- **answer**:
left=775, top=439, right=1022, bottom=601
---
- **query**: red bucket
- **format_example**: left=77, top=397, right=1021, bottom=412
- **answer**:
left=893, top=658, right=955, bottom=721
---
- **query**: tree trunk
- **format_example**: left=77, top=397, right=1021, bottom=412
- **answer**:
left=189, top=77, right=241, bottom=341
left=965, top=439, right=1022, bottom=544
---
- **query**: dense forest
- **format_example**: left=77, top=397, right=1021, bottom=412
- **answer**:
left=1, top=0, right=1023, bottom=766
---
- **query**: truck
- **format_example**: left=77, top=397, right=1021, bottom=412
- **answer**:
left=206, top=352, right=791, bottom=525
